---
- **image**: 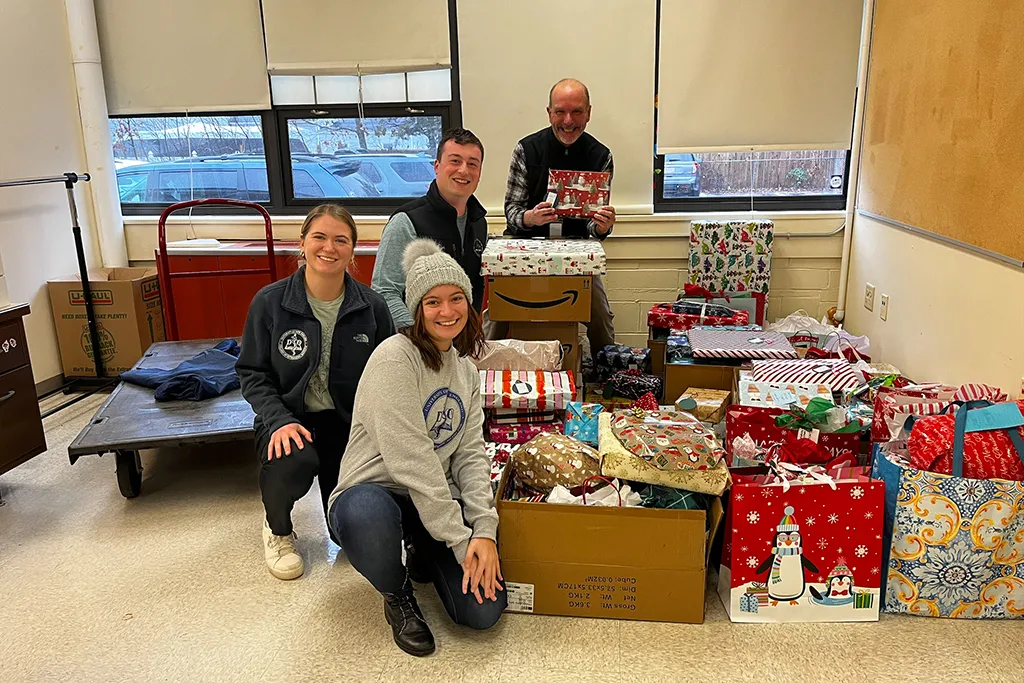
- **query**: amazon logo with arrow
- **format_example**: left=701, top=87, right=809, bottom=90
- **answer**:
left=493, top=289, right=580, bottom=310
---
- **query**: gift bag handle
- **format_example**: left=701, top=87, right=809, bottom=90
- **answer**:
left=581, top=475, right=623, bottom=506
left=951, top=400, right=1024, bottom=477
left=825, top=330, right=864, bottom=363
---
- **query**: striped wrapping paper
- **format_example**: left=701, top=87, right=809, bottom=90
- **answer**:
left=751, top=358, right=865, bottom=391
left=871, top=383, right=1007, bottom=442
left=952, top=383, right=1008, bottom=402
left=480, top=370, right=576, bottom=411
left=688, top=329, right=798, bottom=360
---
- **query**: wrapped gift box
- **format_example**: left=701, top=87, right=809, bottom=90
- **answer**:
left=737, top=369, right=834, bottom=408
left=480, top=370, right=576, bottom=411
left=687, top=221, right=773, bottom=324
left=564, top=401, right=603, bottom=447
left=675, top=388, right=731, bottom=423
left=487, top=420, right=562, bottom=445
left=689, top=329, right=798, bottom=360
left=548, top=170, right=611, bottom=218
left=480, top=238, right=606, bottom=277
left=648, top=301, right=750, bottom=332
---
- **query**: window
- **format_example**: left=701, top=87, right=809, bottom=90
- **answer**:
left=112, top=92, right=453, bottom=214
left=655, top=150, right=849, bottom=211
left=653, top=0, right=854, bottom=212
left=278, top=110, right=445, bottom=205
left=110, top=114, right=268, bottom=210
left=108, top=1, right=462, bottom=215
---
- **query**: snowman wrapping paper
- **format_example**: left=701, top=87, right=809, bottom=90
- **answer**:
left=718, top=466, right=884, bottom=623
left=512, top=432, right=601, bottom=493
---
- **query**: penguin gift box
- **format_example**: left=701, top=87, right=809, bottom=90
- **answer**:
left=717, top=465, right=884, bottom=623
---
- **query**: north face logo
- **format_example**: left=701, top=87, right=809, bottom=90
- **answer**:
left=353, top=333, right=370, bottom=344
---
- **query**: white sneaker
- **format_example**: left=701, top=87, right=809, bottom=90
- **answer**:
left=263, top=520, right=304, bottom=580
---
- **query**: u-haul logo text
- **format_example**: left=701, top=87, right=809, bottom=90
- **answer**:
left=69, top=289, right=113, bottom=306
left=141, top=279, right=161, bottom=302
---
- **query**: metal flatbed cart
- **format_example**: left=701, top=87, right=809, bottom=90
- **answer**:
left=67, top=340, right=255, bottom=498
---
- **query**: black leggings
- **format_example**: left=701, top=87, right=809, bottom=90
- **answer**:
left=256, top=412, right=349, bottom=537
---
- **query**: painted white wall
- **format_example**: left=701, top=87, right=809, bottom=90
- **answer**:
left=845, top=215, right=1024, bottom=396
left=0, top=0, right=101, bottom=382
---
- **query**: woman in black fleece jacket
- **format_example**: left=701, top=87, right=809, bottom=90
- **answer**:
left=236, top=203, right=394, bottom=580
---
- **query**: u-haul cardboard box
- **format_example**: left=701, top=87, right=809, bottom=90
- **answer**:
left=48, top=268, right=165, bottom=378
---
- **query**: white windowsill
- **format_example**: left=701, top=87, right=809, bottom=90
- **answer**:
left=124, top=209, right=845, bottom=225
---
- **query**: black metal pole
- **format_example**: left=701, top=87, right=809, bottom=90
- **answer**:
left=63, top=172, right=104, bottom=379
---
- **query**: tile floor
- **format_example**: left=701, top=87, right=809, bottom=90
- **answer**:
left=1, top=391, right=1022, bottom=682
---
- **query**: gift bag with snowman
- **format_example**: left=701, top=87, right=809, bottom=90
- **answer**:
left=718, top=463, right=884, bottom=623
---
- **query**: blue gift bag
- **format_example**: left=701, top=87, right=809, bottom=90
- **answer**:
left=564, top=402, right=603, bottom=447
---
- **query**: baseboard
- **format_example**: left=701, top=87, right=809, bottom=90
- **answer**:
left=35, top=374, right=65, bottom=397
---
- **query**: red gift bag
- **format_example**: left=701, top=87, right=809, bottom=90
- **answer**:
left=871, top=383, right=1007, bottom=443
left=725, top=405, right=859, bottom=465
left=718, top=465, right=884, bottom=623
left=907, top=400, right=1024, bottom=481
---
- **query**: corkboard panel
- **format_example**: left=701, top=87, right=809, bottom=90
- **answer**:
left=858, top=0, right=1024, bottom=262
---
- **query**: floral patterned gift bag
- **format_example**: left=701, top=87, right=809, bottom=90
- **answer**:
left=879, top=402, right=1024, bottom=618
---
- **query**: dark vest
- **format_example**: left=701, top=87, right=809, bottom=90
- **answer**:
left=397, top=180, right=487, bottom=311
left=512, top=127, right=611, bottom=239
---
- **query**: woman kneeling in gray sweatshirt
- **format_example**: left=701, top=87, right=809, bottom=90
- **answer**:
left=328, top=239, right=505, bottom=657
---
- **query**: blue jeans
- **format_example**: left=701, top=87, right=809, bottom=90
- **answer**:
left=329, top=483, right=506, bottom=630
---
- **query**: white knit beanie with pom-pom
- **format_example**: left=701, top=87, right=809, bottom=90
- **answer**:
left=402, top=238, right=474, bottom=315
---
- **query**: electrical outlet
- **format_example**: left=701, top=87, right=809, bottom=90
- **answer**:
left=864, top=283, right=876, bottom=311
left=880, top=294, right=890, bottom=321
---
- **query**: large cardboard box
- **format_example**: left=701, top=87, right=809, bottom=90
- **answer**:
left=487, top=275, right=591, bottom=323
left=48, top=268, right=165, bottom=378
left=664, top=359, right=737, bottom=401
left=497, top=466, right=723, bottom=623
left=507, top=321, right=580, bottom=378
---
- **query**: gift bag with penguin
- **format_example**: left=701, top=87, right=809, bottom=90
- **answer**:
left=718, top=465, right=884, bottom=622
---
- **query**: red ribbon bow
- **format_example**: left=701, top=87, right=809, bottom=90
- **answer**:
left=683, top=283, right=730, bottom=303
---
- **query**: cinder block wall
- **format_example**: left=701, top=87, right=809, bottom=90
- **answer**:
left=124, top=213, right=846, bottom=349
left=599, top=216, right=844, bottom=347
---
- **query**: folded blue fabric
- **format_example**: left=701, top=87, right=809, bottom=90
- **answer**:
left=121, top=339, right=241, bottom=402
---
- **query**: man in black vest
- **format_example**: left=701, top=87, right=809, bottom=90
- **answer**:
left=500, top=78, right=616, bottom=354
left=372, top=128, right=488, bottom=329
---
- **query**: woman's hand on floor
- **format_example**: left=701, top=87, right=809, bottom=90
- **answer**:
left=268, top=423, right=312, bottom=460
left=461, top=538, right=503, bottom=604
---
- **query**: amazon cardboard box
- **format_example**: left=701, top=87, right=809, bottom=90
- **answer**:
left=507, top=321, right=580, bottom=379
left=48, top=268, right=165, bottom=378
left=496, top=465, right=723, bottom=623
left=487, top=275, right=591, bottom=323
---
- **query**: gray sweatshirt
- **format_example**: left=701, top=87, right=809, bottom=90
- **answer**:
left=329, top=334, right=496, bottom=563
left=371, top=212, right=467, bottom=329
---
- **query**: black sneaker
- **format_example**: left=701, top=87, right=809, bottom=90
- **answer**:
left=383, top=585, right=435, bottom=657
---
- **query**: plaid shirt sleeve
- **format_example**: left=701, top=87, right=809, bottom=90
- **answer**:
left=587, top=150, right=615, bottom=240
left=503, top=142, right=530, bottom=233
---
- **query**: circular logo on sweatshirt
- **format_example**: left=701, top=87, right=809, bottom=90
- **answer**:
left=423, top=387, right=466, bottom=451
left=278, top=329, right=308, bottom=361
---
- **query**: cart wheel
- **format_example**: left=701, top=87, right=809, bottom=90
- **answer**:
left=115, top=450, right=143, bottom=498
